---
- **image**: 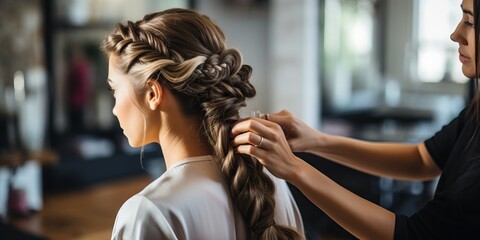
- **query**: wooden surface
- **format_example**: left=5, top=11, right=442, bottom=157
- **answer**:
left=0, top=151, right=22, bottom=167
left=0, top=149, right=58, bottom=167
left=9, top=174, right=152, bottom=240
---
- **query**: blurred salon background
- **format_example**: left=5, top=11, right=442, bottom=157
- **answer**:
left=0, top=0, right=468, bottom=239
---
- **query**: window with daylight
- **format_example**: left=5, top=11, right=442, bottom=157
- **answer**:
left=412, top=0, right=467, bottom=83
left=322, top=0, right=379, bottom=111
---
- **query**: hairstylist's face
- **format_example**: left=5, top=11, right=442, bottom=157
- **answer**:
left=107, top=55, right=145, bottom=148
left=451, top=0, right=476, bottom=78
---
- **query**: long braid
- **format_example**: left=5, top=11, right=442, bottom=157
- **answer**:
left=195, top=52, right=301, bottom=240
left=102, top=8, right=302, bottom=240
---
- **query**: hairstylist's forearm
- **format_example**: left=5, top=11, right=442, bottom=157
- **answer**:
left=305, top=133, right=440, bottom=180
left=289, top=160, right=395, bottom=240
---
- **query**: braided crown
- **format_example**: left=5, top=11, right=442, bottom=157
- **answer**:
left=103, top=10, right=255, bottom=106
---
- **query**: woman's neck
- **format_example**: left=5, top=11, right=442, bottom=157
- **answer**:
left=158, top=117, right=213, bottom=169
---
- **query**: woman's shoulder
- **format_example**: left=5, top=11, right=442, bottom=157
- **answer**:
left=129, top=157, right=234, bottom=218
left=113, top=158, right=246, bottom=239
left=112, top=195, right=178, bottom=240
left=116, top=194, right=160, bottom=218
left=140, top=158, right=226, bottom=199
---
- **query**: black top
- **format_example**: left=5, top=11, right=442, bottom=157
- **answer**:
left=394, top=107, right=480, bottom=239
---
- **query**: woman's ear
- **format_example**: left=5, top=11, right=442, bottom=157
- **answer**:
left=145, top=79, right=163, bottom=111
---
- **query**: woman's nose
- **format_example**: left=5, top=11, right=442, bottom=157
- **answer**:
left=451, top=27, right=459, bottom=43
left=450, top=23, right=466, bottom=45
left=450, top=32, right=456, bottom=42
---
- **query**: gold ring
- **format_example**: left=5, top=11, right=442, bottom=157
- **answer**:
left=257, top=136, right=264, bottom=148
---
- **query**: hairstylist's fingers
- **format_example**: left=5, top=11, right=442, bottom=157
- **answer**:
left=235, top=144, right=269, bottom=162
left=231, top=118, right=253, bottom=135
left=231, top=118, right=276, bottom=139
left=265, top=110, right=293, bottom=124
left=232, top=132, right=270, bottom=149
left=263, top=110, right=296, bottom=134
left=249, top=117, right=283, bottom=129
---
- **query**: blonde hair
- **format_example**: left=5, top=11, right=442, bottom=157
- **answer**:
left=102, top=8, right=302, bottom=240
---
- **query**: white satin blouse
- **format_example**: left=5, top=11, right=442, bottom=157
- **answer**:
left=111, top=155, right=304, bottom=240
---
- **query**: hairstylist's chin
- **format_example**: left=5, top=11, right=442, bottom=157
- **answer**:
left=462, top=69, right=476, bottom=79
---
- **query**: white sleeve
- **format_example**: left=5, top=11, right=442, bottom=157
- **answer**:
left=111, top=195, right=178, bottom=240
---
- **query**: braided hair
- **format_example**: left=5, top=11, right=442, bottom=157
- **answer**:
left=102, top=8, right=302, bottom=240
left=473, top=1, right=480, bottom=122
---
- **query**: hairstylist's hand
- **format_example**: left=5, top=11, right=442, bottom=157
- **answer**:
left=266, top=110, right=321, bottom=153
left=231, top=118, right=304, bottom=181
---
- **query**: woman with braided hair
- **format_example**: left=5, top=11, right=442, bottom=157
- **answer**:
left=103, top=8, right=304, bottom=240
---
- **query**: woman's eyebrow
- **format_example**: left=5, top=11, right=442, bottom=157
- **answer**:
left=108, top=79, right=114, bottom=84
left=461, top=4, right=474, bottom=16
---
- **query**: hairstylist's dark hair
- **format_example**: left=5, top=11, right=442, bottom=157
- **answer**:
left=467, top=0, right=480, bottom=145
left=102, top=8, right=302, bottom=240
